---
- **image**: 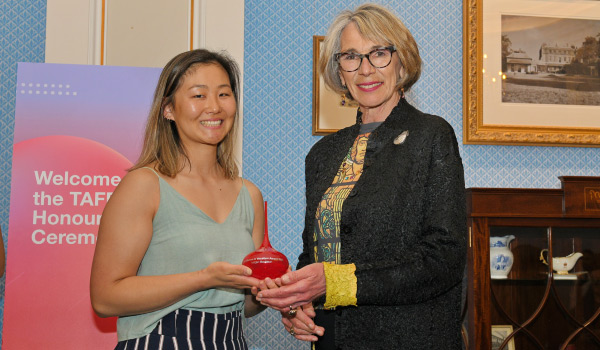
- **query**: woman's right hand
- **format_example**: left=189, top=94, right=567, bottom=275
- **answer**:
left=201, top=261, right=259, bottom=290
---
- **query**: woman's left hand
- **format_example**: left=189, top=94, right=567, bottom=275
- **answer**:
left=253, top=272, right=324, bottom=341
left=282, top=302, right=324, bottom=342
left=256, top=263, right=326, bottom=311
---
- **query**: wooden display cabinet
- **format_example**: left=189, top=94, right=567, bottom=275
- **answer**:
left=466, top=176, right=600, bottom=350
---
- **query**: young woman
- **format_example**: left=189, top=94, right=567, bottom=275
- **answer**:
left=91, top=49, right=265, bottom=349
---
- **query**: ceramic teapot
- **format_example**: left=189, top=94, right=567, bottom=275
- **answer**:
left=490, top=235, right=515, bottom=279
left=539, top=250, right=583, bottom=275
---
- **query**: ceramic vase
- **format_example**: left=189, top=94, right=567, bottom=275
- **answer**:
left=490, top=235, right=515, bottom=279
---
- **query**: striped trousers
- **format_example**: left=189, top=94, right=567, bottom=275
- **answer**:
left=115, top=309, right=248, bottom=350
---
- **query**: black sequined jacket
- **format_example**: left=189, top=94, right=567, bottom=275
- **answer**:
left=297, top=98, right=467, bottom=349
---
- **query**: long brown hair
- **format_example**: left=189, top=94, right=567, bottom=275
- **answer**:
left=131, top=49, right=241, bottom=179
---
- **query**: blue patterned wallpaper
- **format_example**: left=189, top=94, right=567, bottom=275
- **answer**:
left=0, top=0, right=47, bottom=346
left=0, top=0, right=598, bottom=349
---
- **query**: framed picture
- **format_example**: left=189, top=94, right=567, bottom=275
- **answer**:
left=312, top=35, right=357, bottom=135
left=463, top=0, right=600, bottom=147
left=491, top=325, right=516, bottom=350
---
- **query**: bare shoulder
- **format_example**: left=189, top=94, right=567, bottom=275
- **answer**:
left=242, top=178, right=263, bottom=202
left=107, top=167, right=161, bottom=211
left=242, top=178, right=265, bottom=246
left=242, top=179, right=264, bottom=216
left=118, top=168, right=160, bottom=191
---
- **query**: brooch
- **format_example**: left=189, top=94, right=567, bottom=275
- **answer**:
left=393, top=130, right=409, bottom=145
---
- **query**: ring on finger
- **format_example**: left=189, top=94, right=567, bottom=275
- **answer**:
left=289, top=325, right=296, bottom=336
left=288, top=305, right=297, bottom=317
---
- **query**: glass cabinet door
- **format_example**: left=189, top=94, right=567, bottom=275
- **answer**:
left=488, top=225, right=600, bottom=350
left=552, top=227, right=600, bottom=349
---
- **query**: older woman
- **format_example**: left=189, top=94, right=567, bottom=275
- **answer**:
left=255, top=3, right=466, bottom=349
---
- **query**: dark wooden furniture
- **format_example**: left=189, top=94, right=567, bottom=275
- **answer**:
left=466, top=176, right=600, bottom=350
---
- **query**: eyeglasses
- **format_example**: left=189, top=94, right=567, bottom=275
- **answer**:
left=334, top=46, right=397, bottom=72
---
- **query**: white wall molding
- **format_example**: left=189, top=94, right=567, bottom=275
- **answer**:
left=45, top=0, right=244, bottom=171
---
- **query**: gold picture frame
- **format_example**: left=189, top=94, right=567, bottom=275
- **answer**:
left=491, top=325, right=516, bottom=350
left=312, top=35, right=357, bottom=135
left=463, top=0, right=600, bottom=147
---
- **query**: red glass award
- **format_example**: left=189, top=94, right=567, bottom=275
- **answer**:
left=242, top=201, right=289, bottom=279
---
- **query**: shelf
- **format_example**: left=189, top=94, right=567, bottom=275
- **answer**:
left=491, top=276, right=547, bottom=282
left=553, top=271, right=588, bottom=280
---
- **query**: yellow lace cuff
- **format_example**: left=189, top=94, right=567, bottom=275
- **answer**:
left=323, top=262, right=357, bottom=309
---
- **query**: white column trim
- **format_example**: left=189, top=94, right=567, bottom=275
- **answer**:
left=87, top=0, right=103, bottom=65
left=192, top=0, right=206, bottom=49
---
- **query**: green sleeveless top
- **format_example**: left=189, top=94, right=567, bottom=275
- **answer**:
left=117, top=170, right=256, bottom=341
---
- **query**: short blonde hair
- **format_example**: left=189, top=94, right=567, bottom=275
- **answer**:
left=319, top=3, right=421, bottom=95
left=131, top=49, right=240, bottom=179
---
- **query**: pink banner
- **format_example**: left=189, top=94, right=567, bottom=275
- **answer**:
left=4, top=63, right=160, bottom=349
